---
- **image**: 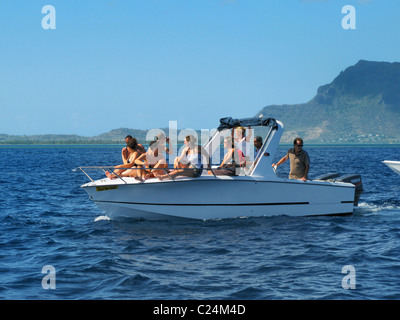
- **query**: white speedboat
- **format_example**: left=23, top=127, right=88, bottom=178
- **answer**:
left=382, top=160, right=400, bottom=175
left=75, top=117, right=363, bottom=220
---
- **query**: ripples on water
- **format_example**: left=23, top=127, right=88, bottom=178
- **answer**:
left=1, top=145, right=400, bottom=299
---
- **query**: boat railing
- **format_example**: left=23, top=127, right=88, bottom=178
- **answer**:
left=72, top=165, right=234, bottom=183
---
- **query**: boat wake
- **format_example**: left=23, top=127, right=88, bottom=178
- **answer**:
left=94, top=215, right=111, bottom=222
left=356, top=201, right=400, bottom=214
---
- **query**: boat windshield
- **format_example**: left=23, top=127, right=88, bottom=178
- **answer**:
left=203, top=117, right=277, bottom=176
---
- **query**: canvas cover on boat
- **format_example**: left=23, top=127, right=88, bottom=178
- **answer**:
left=217, top=117, right=278, bottom=131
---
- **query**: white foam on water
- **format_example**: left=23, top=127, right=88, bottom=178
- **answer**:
left=357, top=202, right=400, bottom=213
left=94, top=215, right=110, bottom=222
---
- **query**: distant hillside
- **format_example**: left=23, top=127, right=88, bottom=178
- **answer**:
left=0, top=127, right=172, bottom=145
left=0, top=129, right=149, bottom=145
left=256, top=60, right=400, bottom=143
left=0, top=133, right=90, bottom=145
left=93, top=128, right=149, bottom=143
left=2, top=60, right=400, bottom=145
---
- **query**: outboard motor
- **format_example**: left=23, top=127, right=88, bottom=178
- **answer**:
left=336, top=174, right=363, bottom=206
left=314, top=172, right=341, bottom=181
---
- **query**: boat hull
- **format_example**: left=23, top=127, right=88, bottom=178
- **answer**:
left=82, top=177, right=356, bottom=220
left=383, top=160, right=400, bottom=175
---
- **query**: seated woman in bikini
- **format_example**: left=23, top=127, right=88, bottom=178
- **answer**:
left=209, top=136, right=244, bottom=176
left=105, top=139, right=143, bottom=179
left=232, top=126, right=252, bottom=161
left=157, top=135, right=205, bottom=180
left=133, top=140, right=168, bottom=181
left=121, top=135, right=146, bottom=164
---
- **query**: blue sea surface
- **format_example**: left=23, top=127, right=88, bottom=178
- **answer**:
left=1, top=145, right=400, bottom=299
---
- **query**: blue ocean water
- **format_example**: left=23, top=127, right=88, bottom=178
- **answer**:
left=1, top=145, right=400, bottom=300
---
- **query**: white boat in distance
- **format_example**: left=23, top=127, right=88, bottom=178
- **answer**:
left=383, top=160, right=400, bottom=175
left=75, top=117, right=363, bottom=220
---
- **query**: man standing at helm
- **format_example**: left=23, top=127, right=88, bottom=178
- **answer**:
left=272, top=137, right=310, bottom=181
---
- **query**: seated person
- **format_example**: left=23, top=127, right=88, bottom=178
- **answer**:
left=105, top=139, right=143, bottom=179
left=122, top=136, right=145, bottom=163
left=245, top=135, right=263, bottom=169
left=209, top=137, right=242, bottom=176
left=121, top=135, right=132, bottom=163
left=254, top=136, right=263, bottom=158
left=134, top=141, right=168, bottom=181
left=232, top=126, right=252, bottom=159
left=155, top=132, right=173, bottom=156
left=157, top=135, right=207, bottom=180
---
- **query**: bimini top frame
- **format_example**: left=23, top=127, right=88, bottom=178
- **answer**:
left=202, top=116, right=283, bottom=178
left=216, top=117, right=278, bottom=131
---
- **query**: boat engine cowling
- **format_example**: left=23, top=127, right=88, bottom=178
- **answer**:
left=315, top=173, right=363, bottom=206
left=314, top=172, right=341, bottom=180
left=336, top=174, right=363, bottom=206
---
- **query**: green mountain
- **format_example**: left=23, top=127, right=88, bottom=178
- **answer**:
left=0, top=129, right=149, bottom=145
left=256, top=60, right=400, bottom=144
left=93, top=128, right=149, bottom=142
left=2, top=60, right=400, bottom=145
left=0, top=127, right=171, bottom=145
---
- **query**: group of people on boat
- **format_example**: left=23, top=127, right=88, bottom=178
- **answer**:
left=105, top=133, right=171, bottom=181
left=104, top=128, right=310, bottom=182
left=105, top=133, right=210, bottom=181
left=105, top=126, right=266, bottom=181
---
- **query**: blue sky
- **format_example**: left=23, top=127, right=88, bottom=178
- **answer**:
left=1, top=0, right=399, bottom=136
